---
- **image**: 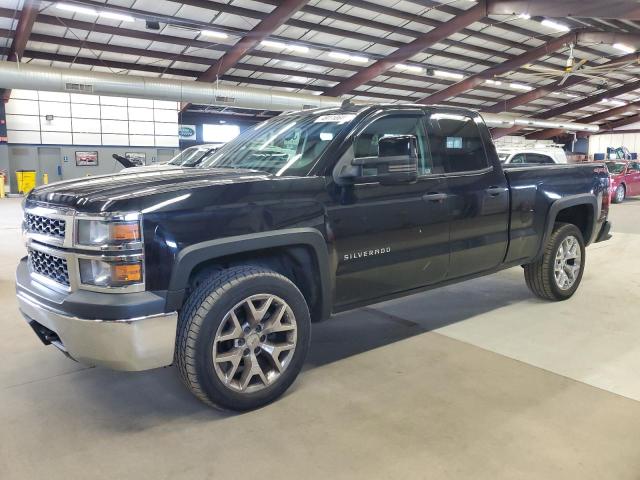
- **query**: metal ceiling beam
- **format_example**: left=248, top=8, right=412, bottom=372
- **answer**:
left=526, top=101, right=640, bottom=140
left=3, top=0, right=40, bottom=101
left=417, top=32, right=576, bottom=104
left=487, top=0, right=640, bottom=20
left=499, top=79, right=640, bottom=137
left=593, top=114, right=640, bottom=132
left=485, top=51, right=640, bottom=114
left=324, top=2, right=487, bottom=97
left=197, top=0, right=309, bottom=82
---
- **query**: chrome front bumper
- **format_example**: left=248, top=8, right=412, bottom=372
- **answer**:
left=17, top=291, right=178, bottom=371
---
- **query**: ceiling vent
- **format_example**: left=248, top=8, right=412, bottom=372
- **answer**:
left=65, top=83, right=94, bottom=93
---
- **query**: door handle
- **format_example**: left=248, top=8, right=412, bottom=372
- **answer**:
left=486, top=186, right=504, bottom=197
left=423, top=192, right=448, bottom=202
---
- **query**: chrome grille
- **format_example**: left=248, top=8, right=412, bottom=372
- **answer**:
left=28, top=249, right=70, bottom=286
left=25, top=213, right=66, bottom=239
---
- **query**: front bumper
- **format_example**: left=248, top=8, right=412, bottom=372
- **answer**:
left=16, top=259, right=178, bottom=371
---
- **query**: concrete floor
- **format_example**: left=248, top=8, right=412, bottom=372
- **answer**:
left=1, top=197, right=640, bottom=479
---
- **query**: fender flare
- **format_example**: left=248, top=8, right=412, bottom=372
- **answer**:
left=166, top=228, right=332, bottom=320
left=537, top=193, right=598, bottom=259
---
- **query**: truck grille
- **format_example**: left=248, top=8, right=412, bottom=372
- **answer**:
left=25, top=213, right=66, bottom=239
left=28, top=249, right=70, bottom=286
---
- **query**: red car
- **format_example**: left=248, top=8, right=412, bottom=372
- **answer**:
left=607, top=160, right=640, bottom=203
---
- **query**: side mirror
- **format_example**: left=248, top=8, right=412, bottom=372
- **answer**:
left=349, top=135, right=419, bottom=185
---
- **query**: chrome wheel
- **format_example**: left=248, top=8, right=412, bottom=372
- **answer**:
left=553, top=235, right=582, bottom=290
left=616, top=186, right=625, bottom=203
left=212, top=294, right=297, bottom=394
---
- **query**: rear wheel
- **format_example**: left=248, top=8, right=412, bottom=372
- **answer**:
left=613, top=185, right=625, bottom=204
left=175, top=265, right=311, bottom=410
left=524, top=223, right=585, bottom=301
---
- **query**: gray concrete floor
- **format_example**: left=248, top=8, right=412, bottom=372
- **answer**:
left=1, top=197, right=640, bottom=479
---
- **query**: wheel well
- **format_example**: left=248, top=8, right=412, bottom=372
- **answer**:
left=555, top=204, right=593, bottom=241
left=186, top=246, right=324, bottom=322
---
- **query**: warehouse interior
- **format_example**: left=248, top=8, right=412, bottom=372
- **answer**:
left=2, top=1, right=640, bottom=479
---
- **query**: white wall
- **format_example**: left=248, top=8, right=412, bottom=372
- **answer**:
left=5, top=90, right=179, bottom=147
left=588, top=131, right=640, bottom=157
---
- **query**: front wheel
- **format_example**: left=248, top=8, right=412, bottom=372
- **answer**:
left=175, top=265, right=311, bottom=410
left=524, top=223, right=585, bottom=301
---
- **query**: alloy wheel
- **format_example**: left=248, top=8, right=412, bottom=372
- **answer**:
left=553, top=235, right=582, bottom=290
left=212, top=294, right=297, bottom=393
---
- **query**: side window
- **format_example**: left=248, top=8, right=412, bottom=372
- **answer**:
left=629, top=162, right=640, bottom=172
left=510, top=153, right=526, bottom=164
left=426, top=114, right=489, bottom=173
left=354, top=114, right=435, bottom=176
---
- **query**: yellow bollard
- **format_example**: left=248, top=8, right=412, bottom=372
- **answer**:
left=0, top=175, right=5, bottom=199
left=43, top=173, right=49, bottom=185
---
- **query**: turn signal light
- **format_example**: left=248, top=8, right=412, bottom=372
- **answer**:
left=113, top=263, right=142, bottom=283
left=112, top=223, right=141, bottom=242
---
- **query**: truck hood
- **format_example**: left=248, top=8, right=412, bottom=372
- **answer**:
left=27, top=166, right=272, bottom=211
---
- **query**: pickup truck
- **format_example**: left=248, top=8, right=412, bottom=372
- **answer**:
left=16, top=104, right=611, bottom=411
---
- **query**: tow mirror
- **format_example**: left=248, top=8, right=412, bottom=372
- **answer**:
left=348, top=135, right=419, bottom=185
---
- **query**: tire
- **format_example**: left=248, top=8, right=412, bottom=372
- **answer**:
left=523, top=222, right=586, bottom=301
left=175, top=265, right=311, bottom=411
left=613, top=185, right=625, bottom=204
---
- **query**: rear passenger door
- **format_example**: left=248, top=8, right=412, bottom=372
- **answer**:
left=426, top=112, right=509, bottom=278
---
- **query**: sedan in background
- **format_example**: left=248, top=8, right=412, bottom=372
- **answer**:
left=607, top=160, right=640, bottom=203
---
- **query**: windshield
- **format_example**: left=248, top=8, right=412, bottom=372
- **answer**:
left=606, top=161, right=627, bottom=175
left=169, top=146, right=216, bottom=167
left=196, top=113, right=355, bottom=176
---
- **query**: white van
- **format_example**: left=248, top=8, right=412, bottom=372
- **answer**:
left=497, top=146, right=568, bottom=165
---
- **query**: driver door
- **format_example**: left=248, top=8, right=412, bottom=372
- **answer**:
left=326, top=110, right=450, bottom=309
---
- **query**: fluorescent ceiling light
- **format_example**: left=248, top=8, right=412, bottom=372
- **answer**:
left=200, top=30, right=229, bottom=39
left=261, top=40, right=308, bottom=53
left=261, top=40, right=287, bottom=49
left=518, top=13, right=531, bottom=20
left=99, top=11, right=135, bottom=22
left=397, top=64, right=424, bottom=73
left=329, top=52, right=350, bottom=60
left=288, top=76, right=307, bottom=83
left=433, top=69, right=464, bottom=80
left=329, top=52, right=369, bottom=63
left=485, top=79, right=502, bottom=85
left=540, top=19, right=570, bottom=32
left=56, top=3, right=97, bottom=15
left=510, top=83, right=533, bottom=91
left=613, top=43, right=636, bottom=54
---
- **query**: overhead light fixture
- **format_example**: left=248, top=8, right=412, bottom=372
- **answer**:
left=328, top=52, right=368, bottom=63
left=613, top=43, right=636, bottom=54
left=433, top=70, right=464, bottom=80
left=200, top=30, right=229, bottom=39
left=260, top=40, right=308, bottom=53
left=99, top=11, right=135, bottom=22
left=288, top=76, right=307, bottom=83
left=485, top=79, right=502, bottom=86
left=56, top=2, right=97, bottom=15
left=518, top=13, right=531, bottom=20
left=540, top=19, right=570, bottom=32
left=510, top=83, right=533, bottom=91
left=396, top=64, right=425, bottom=73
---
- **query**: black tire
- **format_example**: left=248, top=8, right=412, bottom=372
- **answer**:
left=613, top=184, right=625, bottom=204
left=175, top=265, right=311, bottom=411
left=523, top=222, right=586, bottom=301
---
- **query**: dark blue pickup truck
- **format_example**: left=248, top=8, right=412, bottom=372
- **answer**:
left=16, top=105, right=611, bottom=410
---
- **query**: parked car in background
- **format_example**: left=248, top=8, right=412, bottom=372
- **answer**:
left=498, top=146, right=568, bottom=165
left=607, top=160, right=640, bottom=203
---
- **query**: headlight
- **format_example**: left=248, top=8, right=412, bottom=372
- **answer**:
left=76, top=219, right=141, bottom=247
left=79, top=258, right=143, bottom=287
